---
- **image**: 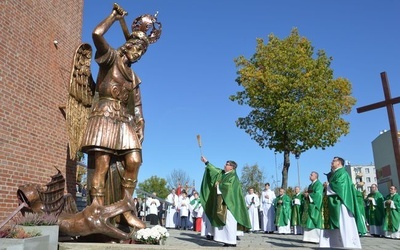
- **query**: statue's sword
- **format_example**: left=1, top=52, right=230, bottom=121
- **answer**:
left=113, top=3, right=131, bottom=41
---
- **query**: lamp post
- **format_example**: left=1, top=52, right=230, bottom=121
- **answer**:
left=275, top=152, right=278, bottom=188
left=295, top=153, right=301, bottom=188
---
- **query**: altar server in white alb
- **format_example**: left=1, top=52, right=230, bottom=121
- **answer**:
left=165, top=188, right=179, bottom=229
left=146, top=192, right=160, bottom=225
left=178, top=190, right=190, bottom=230
left=260, top=182, right=276, bottom=233
left=245, top=187, right=260, bottom=232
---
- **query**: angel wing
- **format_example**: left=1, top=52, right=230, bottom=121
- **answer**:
left=66, top=43, right=95, bottom=160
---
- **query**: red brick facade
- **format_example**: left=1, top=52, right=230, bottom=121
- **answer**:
left=0, top=0, right=84, bottom=222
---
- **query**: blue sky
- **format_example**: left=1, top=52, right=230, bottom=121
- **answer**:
left=82, top=0, right=400, bottom=191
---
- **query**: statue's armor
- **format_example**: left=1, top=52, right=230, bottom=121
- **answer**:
left=81, top=48, right=141, bottom=154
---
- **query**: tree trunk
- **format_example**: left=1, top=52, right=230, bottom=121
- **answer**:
left=281, top=151, right=291, bottom=189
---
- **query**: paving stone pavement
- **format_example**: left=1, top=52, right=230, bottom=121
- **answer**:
left=59, top=228, right=400, bottom=250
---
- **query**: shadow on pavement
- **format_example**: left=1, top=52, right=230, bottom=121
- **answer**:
left=173, top=231, right=224, bottom=247
left=262, top=234, right=318, bottom=248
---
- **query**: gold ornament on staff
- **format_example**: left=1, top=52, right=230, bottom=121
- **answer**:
left=196, top=134, right=203, bottom=156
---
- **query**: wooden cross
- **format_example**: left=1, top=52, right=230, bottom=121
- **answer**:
left=357, top=72, right=400, bottom=185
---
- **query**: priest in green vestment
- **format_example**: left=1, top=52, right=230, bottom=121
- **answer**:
left=383, top=185, right=400, bottom=239
left=274, top=188, right=291, bottom=234
left=291, top=186, right=304, bottom=235
left=319, top=157, right=366, bottom=249
left=200, top=156, right=251, bottom=247
left=302, top=171, right=323, bottom=243
left=356, top=190, right=368, bottom=236
left=366, top=184, right=384, bottom=236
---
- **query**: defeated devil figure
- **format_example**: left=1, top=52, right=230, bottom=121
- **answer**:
left=16, top=168, right=140, bottom=241
left=58, top=191, right=137, bottom=240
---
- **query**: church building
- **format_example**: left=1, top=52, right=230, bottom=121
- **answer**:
left=0, top=1, right=84, bottom=222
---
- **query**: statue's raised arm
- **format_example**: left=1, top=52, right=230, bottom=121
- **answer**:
left=92, top=3, right=128, bottom=56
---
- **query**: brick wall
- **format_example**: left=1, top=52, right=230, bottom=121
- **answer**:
left=0, top=0, right=83, bottom=222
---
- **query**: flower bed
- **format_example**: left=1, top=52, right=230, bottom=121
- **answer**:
left=15, top=213, right=59, bottom=250
left=21, top=225, right=59, bottom=250
left=15, top=213, right=58, bottom=226
left=0, top=227, right=49, bottom=250
left=0, top=227, right=41, bottom=239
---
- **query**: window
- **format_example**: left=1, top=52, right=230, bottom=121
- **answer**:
left=366, top=177, right=371, bottom=183
left=365, top=168, right=370, bottom=174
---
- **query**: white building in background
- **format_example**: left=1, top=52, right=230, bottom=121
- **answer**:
left=345, top=163, right=377, bottom=196
left=371, top=130, right=400, bottom=196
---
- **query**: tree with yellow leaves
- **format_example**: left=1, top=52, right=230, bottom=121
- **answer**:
left=230, top=28, right=356, bottom=189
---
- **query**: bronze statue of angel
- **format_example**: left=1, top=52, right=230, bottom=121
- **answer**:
left=65, top=2, right=162, bottom=236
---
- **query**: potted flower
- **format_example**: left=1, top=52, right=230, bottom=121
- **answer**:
left=0, top=226, right=49, bottom=250
left=132, top=225, right=169, bottom=245
left=15, top=213, right=59, bottom=250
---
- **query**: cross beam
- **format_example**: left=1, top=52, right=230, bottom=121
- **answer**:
left=357, top=72, right=400, bottom=185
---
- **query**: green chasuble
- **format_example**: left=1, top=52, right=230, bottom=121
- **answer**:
left=383, top=193, right=400, bottom=232
left=291, top=193, right=304, bottom=226
left=356, top=190, right=367, bottom=235
left=274, top=194, right=291, bottom=226
left=303, top=180, right=323, bottom=229
left=200, top=162, right=251, bottom=229
left=326, top=167, right=367, bottom=235
left=356, top=191, right=366, bottom=220
left=366, top=191, right=384, bottom=226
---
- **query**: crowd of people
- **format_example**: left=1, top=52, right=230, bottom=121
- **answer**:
left=244, top=158, right=399, bottom=248
left=132, top=185, right=203, bottom=231
left=136, top=156, right=400, bottom=248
